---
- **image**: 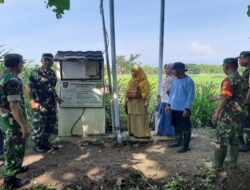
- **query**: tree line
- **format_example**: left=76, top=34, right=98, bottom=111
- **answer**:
left=104, top=54, right=245, bottom=75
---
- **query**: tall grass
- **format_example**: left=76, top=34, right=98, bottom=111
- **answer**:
left=191, top=82, right=219, bottom=128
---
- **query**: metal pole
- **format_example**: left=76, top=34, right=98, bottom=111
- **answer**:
left=158, top=0, right=165, bottom=96
left=109, top=0, right=122, bottom=144
left=100, top=0, right=115, bottom=134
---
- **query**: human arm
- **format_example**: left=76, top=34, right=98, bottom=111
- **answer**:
left=212, top=78, right=232, bottom=123
left=10, top=102, right=30, bottom=138
left=212, top=96, right=230, bottom=123
left=247, top=88, right=250, bottom=104
left=183, top=79, right=195, bottom=117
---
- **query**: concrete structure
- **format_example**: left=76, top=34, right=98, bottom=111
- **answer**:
left=55, top=51, right=105, bottom=136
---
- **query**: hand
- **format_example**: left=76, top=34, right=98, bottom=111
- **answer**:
left=212, top=112, right=219, bottom=123
left=183, top=110, right=190, bottom=117
left=56, top=97, right=64, bottom=104
left=211, top=96, right=219, bottom=102
left=21, top=125, right=30, bottom=139
left=144, top=103, right=149, bottom=109
left=30, top=100, right=39, bottom=111
left=165, top=106, right=171, bottom=113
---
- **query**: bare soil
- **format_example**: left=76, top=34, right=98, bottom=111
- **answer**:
left=0, top=129, right=250, bottom=190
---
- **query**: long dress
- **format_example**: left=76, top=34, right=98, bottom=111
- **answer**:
left=125, top=66, right=151, bottom=138
left=157, top=75, right=175, bottom=136
left=128, top=99, right=150, bottom=138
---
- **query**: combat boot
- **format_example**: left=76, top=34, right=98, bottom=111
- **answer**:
left=4, top=176, right=30, bottom=188
left=33, top=145, right=47, bottom=153
left=213, top=147, right=227, bottom=170
left=177, top=131, right=191, bottom=153
left=229, top=145, right=239, bottom=169
left=15, top=165, right=29, bottom=174
left=239, top=142, right=250, bottom=152
left=168, top=131, right=182, bottom=148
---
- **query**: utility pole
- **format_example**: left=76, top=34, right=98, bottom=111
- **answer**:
left=109, top=0, right=122, bottom=144
left=158, top=0, right=165, bottom=96
left=100, top=0, right=115, bottom=134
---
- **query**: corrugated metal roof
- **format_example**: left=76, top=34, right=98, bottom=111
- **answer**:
left=55, top=51, right=104, bottom=62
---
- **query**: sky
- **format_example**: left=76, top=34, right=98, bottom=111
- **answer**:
left=0, top=0, right=249, bottom=67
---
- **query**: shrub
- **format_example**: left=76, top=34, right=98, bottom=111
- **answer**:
left=191, top=82, right=219, bottom=128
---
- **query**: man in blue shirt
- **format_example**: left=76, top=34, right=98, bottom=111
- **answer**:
left=166, top=62, right=195, bottom=153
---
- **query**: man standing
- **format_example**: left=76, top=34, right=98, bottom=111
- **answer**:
left=0, top=54, right=30, bottom=188
left=27, top=53, right=62, bottom=153
left=212, top=58, right=248, bottom=170
left=165, top=62, right=195, bottom=153
left=238, top=51, right=250, bottom=152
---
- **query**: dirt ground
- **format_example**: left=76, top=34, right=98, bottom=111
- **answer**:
left=0, top=129, right=250, bottom=190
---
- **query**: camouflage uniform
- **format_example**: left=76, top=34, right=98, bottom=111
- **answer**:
left=0, top=69, right=26, bottom=177
left=241, top=67, right=250, bottom=143
left=216, top=72, right=248, bottom=145
left=28, top=67, right=57, bottom=148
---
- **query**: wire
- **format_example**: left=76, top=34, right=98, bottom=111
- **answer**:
left=100, top=0, right=110, bottom=55
left=70, top=108, right=85, bottom=137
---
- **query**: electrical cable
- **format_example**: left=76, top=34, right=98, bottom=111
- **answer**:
left=70, top=108, right=85, bottom=137
left=100, top=0, right=110, bottom=55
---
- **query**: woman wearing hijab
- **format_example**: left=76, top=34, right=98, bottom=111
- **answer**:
left=156, top=64, right=175, bottom=136
left=124, top=65, right=151, bottom=138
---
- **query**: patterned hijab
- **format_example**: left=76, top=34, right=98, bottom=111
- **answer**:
left=162, top=64, right=174, bottom=96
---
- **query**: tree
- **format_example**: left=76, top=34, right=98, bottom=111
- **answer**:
left=116, top=54, right=141, bottom=76
left=45, top=0, right=70, bottom=19
left=248, top=5, right=250, bottom=17
left=0, top=0, right=70, bottom=19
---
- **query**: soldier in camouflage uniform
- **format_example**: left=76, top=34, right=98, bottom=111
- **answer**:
left=238, top=51, right=250, bottom=152
left=0, top=54, right=30, bottom=188
left=212, top=58, right=248, bottom=170
left=27, top=53, right=62, bottom=153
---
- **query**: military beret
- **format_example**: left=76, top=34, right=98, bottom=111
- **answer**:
left=239, top=51, right=250, bottom=58
left=42, top=53, right=54, bottom=60
left=4, top=53, right=23, bottom=68
left=223, top=58, right=238, bottom=68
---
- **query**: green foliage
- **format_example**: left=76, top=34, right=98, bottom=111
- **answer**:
left=45, top=0, right=70, bottom=19
left=199, top=169, right=217, bottom=189
left=116, top=54, right=141, bottom=76
left=248, top=5, right=250, bottom=17
left=191, top=82, right=219, bottom=128
left=164, top=173, right=186, bottom=190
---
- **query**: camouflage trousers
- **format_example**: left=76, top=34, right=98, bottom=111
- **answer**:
left=241, top=105, right=250, bottom=143
left=216, top=111, right=242, bottom=146
left=32, top=107, right=56, bottom=147
left=0, top=118, right=25, bottom=177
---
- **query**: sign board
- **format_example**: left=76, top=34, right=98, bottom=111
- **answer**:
left=60, top=81, right=104, bottom=108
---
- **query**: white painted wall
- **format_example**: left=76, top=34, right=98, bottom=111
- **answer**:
left=56, top=61, right=105, bottom=136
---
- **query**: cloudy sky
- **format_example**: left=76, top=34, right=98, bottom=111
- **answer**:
left=0, top=0, right=249, bottom=66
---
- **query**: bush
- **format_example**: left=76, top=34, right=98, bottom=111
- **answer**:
left=191, top=82, right=219, bottom=128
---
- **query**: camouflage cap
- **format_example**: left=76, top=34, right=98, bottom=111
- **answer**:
left=4, top=53, right=23, bottom=67
left=223, top=58, right=238, bottom=68
left=42, top=53, right=54, bottom=60
left=239, top=51, right=250, bottom=58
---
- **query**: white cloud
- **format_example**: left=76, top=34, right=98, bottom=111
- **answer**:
left=190, top=42, right=220, bottom=58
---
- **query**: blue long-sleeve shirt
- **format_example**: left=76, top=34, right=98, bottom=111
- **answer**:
left=168, top=76, right=195, bottom=111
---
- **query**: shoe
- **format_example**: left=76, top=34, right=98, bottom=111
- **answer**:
left=4, top=176, right=30, bottom=188
left=239, top=144, right=250, bottom=152
left=212, top=147, right=227, bottom=170
left=45, top=143, right=59, bottom=151
left=33, top=146, right=48, bottom=153
left=177, top=146, right=191, bottom=153
left=229, top=146, right=239, bottom=169
left=168, top=142, right=181, bottom=148
left=15, top=166, right=29, bottom=174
